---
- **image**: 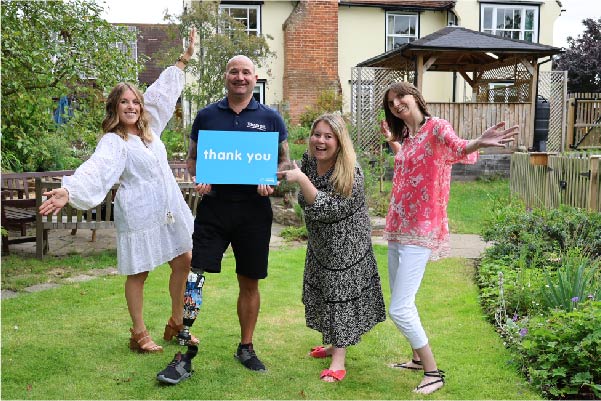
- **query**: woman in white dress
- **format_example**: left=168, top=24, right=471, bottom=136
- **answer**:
left=40, top=29, right=198, bottom=354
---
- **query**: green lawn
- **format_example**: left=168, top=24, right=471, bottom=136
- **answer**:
left=448, top=178, right=510, bottom=234
left=1, top=245, right=541, bottom=400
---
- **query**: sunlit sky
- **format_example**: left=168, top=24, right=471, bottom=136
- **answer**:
left=99, top=0, right=598, bottom=49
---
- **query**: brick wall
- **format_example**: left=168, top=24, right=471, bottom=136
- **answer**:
left=283, top=0, right=341, bottom=125
left=134, top=24, right=181, bottom=86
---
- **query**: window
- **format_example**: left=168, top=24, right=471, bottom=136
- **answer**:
left=386, top=12, right=418, bottom=50
left=481, top=4, right=538, bottom=42
left=219, top=4, right=261, bottom=36
left=115, top=26, right=138, bottom=60
left=253, top=81, right=265, bottom=104
left=447, top=11, right=458, bottom=27
left=488, top=82, right=518, bottom=103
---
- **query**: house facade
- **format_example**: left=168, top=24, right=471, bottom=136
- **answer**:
left=183, top=0, right=562, bottom=124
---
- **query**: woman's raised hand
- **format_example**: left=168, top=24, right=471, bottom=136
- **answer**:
left=185, top=27, right=196, bottom=59
left=380, top=120, right=393, bottom=142
left=478, top=122, right=519, bottom=148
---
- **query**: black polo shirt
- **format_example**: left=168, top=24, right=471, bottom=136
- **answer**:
left=190, top=97, right=288, bottom=196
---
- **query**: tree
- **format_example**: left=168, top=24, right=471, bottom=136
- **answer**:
left=1, top=0, right=141, bottom=172
left=163, top=1, right=276, bottom=113
left=553, top=18, right=601, bottom=93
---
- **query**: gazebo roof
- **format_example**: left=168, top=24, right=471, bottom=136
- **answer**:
left=356, top=26, right=563, bottom=71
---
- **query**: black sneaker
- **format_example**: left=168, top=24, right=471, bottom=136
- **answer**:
left=156, top=345, right=198, bottom=384
left=235, top=343, right=266, bottom=372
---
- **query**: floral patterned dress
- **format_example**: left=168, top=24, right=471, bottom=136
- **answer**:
left=384, top=117, right=478, bottom=260
left=299, top=152, right=386, bottom=347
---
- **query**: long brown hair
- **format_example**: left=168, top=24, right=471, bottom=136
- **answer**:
left=101, top=82, right=152, bottom=142
left=382, top=82, right=431, bottom=143
left=308, top=113, right=356, bottom=198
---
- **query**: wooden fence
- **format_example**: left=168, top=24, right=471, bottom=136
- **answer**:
left=565, top=93, right=601, bottom=150
left=429, top=102, right=532, bottom=146
left=510, top=152, right=601, bottom=212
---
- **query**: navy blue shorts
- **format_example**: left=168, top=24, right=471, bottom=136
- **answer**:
left=191, top=194, right=272, bottom=279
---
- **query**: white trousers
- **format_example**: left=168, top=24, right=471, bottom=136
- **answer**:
left=387, top=242, right=432, bottom=350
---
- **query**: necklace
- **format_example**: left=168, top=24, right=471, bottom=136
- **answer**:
left=408, top=117, right=427, bottom=138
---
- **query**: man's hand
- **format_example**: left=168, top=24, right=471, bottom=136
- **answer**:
left=257, top=184, right=274, bottom=197
left=193, top=180, right=212, bottom=195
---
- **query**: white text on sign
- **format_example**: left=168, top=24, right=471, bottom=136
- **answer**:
left=203, top=149, right=272, bottom=164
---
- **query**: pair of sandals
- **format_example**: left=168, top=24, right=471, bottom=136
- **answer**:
left=309, top=346, right=346, bottom=382
left=129, top=317, right=200, bottom=353
left=390, top=359, right=446, bottom=394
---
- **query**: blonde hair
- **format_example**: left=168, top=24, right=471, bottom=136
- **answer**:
left=382, top=81, right=431, bottom=143
left=101, top=82, right=152, bottom=142
left=308, top=113, right=356, bottom=198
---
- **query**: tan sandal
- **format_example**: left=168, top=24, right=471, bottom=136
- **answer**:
left=129, top=328, right=163, bottom=353
left=163, top=317, right=199, bottom=346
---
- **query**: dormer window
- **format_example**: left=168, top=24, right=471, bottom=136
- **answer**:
left=386, top=12, right=418, bottom=50
left=481, top=3, right=538, bottom=43
left=219, top=4, right=261, bottom=36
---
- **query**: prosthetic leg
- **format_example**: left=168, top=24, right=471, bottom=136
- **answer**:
left=177, top=270, right=205, bottom=345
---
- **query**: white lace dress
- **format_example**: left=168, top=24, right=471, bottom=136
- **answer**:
left=62, top=66, right=194, bottom=275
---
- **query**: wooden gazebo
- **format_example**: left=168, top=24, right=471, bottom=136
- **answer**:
left=354, top=26, right=563, bottom=150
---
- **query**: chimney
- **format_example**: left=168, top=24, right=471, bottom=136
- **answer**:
left=283, top=1, right=341, bottom=125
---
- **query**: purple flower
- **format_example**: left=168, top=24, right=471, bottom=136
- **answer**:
left=588, top=294, right=595, bottom=300
left=512, top=313, right=519, bottom=322
left=519, top=328, right=528, bottom=337
left=571, top=296, right=579, bottom=302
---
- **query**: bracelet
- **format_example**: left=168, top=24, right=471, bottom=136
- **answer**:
left=177, top=54, right=189, bottom=65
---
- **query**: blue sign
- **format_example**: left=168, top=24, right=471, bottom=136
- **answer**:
left=195, top=130, right=278, bottom=185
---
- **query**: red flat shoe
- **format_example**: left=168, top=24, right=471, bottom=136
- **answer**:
left=320, top=369, right=346, bottom=382
left=309, top=346, right=329, bottom=358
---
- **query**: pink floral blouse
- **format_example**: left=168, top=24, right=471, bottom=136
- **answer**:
left=384, top=117, right=478, bottom=260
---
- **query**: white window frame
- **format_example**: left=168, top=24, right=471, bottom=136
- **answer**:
left=253, top=80, right=265, bottom=104
left=386, top=12, right=418, bottom=51
left=480, top=3, right=538, bottom=43
left=488, top=82, right=516, bottom=103
left=115, top=26, right=138, bottom=60
left=219, top=4, right=261, bottom=36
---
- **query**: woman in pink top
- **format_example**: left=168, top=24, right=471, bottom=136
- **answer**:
left=380, top=82, right=517, bottom=395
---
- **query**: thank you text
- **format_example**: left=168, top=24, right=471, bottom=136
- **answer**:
left=195, top=130, right=278, bottom=185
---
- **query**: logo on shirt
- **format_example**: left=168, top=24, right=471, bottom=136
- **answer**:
left=247, top=122, right=267, bottom=131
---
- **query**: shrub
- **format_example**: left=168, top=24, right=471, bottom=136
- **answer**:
left=540, top=249, right=600, bottom=312
left=280, top=225, right=308, bottom=241
left=161, top=128, right=188, bottom=161
left=518, top=300, right=601, bottom=399
left=359, top=152, right=394, bottom=217
left=477, top=252, right=547, bottom=324
left=287, top=125, right=310, bottom=145
left=482, top=203, right=601, bottom=263
left=298, top=90, right=343, bottom=128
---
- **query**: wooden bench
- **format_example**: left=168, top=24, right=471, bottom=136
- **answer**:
left=34, top=180, right=199, bottom=259
left=1, top=170, right=75, bottom=254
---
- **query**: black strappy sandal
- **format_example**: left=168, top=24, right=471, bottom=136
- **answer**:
left=389, top=359, right=423, bottom=370
left=414, top=369, right=445, bottom=394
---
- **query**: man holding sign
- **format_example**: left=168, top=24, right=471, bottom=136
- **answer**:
left=186, top=55, right=289, bottom=373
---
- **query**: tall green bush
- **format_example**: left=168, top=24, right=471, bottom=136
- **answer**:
left=1, top=0, right=140, bottom=172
